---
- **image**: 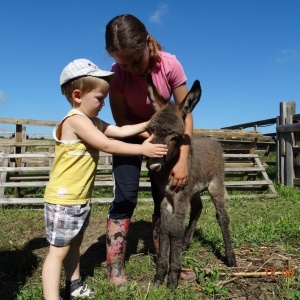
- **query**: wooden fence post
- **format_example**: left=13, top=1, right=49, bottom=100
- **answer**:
left=285, top=115, right=294, bottom=187
left=14, top=124, right=23, bottom=197
left=276, top=116, right=280, bottom=183
left=279, top=102, right=287, bottom=184
left=277, top=101, right=296, bottom=186
left=295, top=122, right=300, bottom=182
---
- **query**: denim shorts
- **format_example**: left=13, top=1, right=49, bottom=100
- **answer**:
left=44, top=202, right=91, bottom=247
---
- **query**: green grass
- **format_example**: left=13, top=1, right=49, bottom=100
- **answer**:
left=1, top=185, right=300, bottom=299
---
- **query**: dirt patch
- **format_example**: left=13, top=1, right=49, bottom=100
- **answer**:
left=203, top=246, right=300, bottom=299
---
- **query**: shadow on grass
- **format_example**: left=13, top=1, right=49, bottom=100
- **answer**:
left=192, top=228, right=229, bottom=265
left=80, top=219, right=154, bottom=277
left=0, top=237, right=48, bottom=300
left=80, top=220, right=228, bottom=278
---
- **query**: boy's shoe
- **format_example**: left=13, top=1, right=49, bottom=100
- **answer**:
left=69, top=278, right=95, bottom=299
left=179, top=268, right=196, bottom=282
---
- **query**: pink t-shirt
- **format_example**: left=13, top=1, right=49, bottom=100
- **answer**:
left=109, top=51, right=187, bottom=123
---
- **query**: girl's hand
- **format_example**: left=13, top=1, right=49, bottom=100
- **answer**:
left=141, top=135, right=168, bottom=157
left=168, top=158, right=189, bottom=192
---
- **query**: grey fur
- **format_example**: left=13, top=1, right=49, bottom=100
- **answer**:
left=146, top=74, right=237, bottom=288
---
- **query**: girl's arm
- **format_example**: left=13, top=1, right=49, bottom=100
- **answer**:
left=169, top=83, right=193, bottom=190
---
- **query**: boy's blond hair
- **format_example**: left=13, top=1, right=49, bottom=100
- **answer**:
left=61, top=76, right=110, bottom=104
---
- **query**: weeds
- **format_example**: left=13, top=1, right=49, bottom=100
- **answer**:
left=1, top=185, right=300, bottom=299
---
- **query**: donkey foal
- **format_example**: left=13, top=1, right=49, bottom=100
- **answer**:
left=146, top=74, right=237, bottom=288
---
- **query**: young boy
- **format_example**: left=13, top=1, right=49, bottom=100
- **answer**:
left=42, top=58, right=168, bottom=300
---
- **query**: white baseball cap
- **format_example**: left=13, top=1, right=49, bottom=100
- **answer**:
left=60, top=58, right=114, bottom=86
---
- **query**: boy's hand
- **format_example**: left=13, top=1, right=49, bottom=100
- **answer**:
left=141, top=135, right=168, bottom=157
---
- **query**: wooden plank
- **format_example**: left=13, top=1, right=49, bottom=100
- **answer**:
left=224, top=154, right=258, bottom=158
left=1, top=166, right=266, bottom=173
left=0, top=147, right=10, bottom=197
left=193, top=129, right=263, bottom=139
left=225, top=162, right=254, bottom=168
left=0, top=153, right=55, bottom=158
left=277, top=122, right=300, bottom=133
left=224, top=167, right=265, bottom=172
left=221, top=117, right=277, bottom=130
left=253, top=157, right=279, bottom=196
left=0, top=167, right=51, bottom=172
left=224, top=180, right=271, bottom=186
left=9, top=176, right=49, bottom=180
left=0, top=182, right=48, bottom=187
left=0, top=197, right=154, bottom=205
left=0, top=140, right=56, bottom=146
left=0, top=153, right=112, bottom=158
left=0, top=117, right=58, bottom=127
left=0, top=181, right=152, bottom=188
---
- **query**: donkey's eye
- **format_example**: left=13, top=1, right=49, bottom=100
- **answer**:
left=170, top=135, right=181, bottom=143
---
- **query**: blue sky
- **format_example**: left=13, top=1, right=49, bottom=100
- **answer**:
left=1, top=1, right=299, bottom=135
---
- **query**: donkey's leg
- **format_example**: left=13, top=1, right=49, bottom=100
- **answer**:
left=154, top=199, right=171, bottom=286
left=182, top=192, right=202, bottom=251
left=208, top=179, right=237, bottom=267
left=167, top=200, right=189, bottom=288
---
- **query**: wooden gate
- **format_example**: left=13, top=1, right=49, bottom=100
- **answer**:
left=276, top=102, right=300, bottom=187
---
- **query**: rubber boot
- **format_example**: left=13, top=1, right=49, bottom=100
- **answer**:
left=152, top=214, right=196, bottom=283
left=106, top=218, right=130, bottom=287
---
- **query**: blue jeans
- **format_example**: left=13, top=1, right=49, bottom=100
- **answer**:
left=108, top=137, right=161, bottom=220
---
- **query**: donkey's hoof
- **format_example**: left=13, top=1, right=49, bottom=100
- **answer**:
left=227, top=255, right=237, bottom=267
left=166, top=280, right=178, bottom=290
left=153, top=280, right=162, bottom=288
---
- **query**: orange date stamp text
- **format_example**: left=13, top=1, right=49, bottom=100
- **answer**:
left=265, top=267, right=295, bottom=278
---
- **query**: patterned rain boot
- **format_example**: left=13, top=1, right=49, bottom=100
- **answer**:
left=106, top=218, right=130, bottom=287
left=152, top=214, right=196, bottom=283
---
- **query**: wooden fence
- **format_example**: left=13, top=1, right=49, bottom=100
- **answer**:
left=276, top=102, right=300, bottom=187
left=223, top=101, right=300, bottom=188
left=0, top=117, right=279, bottom=204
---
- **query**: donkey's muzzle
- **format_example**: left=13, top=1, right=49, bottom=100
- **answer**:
left=147, top=163, right=162, bottom=172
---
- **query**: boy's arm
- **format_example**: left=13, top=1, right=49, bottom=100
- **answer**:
left=108, top=91, right=151, bottom=139
left=69, top=115, right=167, bottom=157
left=101, top=120, right=150, bottom=139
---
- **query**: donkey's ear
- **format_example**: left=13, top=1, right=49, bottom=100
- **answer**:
left=178, top=80, right=201, bottom=118
left=147, top=74, right=168, bottom=111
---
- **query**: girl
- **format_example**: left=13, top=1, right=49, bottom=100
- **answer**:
left=105, top=14, right=196, bottom=287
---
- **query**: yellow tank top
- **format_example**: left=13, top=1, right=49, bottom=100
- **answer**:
left=44, top=109, right=103, bottom=205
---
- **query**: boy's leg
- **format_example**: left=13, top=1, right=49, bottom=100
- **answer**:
left=43, top=203, right=92, bottom=299
left=64, top=233, right=84, bottom=282
left=42, top=244, right=70, bottom=300
left=64, top=233, right=95, bottom=299
left=61, top=205, right=94, bottom=299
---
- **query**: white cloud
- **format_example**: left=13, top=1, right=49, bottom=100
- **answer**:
left=0, top=91, right=5, bottom=101
left=149, top=4, right=168, bottom=24
left=276, top=48, right=300, bottom=63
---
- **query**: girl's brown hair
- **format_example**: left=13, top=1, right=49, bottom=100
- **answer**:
left=105, top=14, right=162, bottom=67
